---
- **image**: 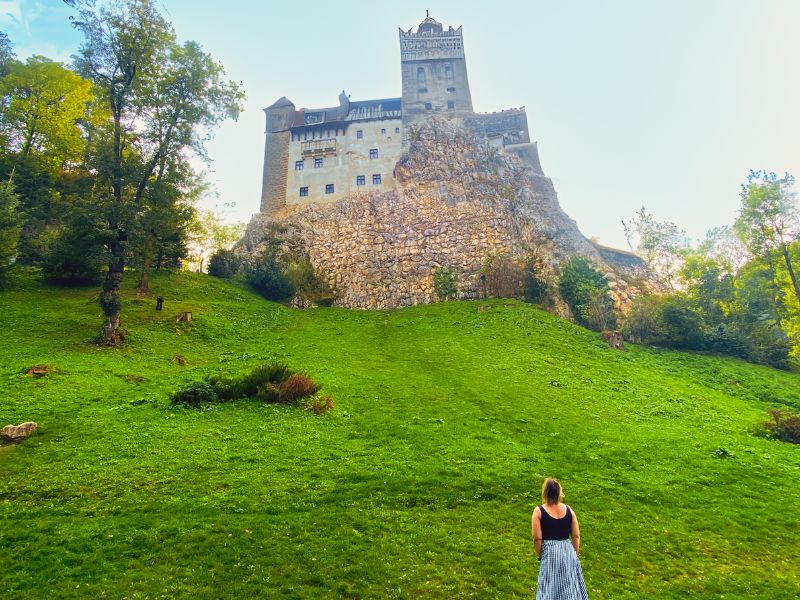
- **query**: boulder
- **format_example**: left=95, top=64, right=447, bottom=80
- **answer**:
left=602, top=330, right=626, bottom=351
left=1, top=422, right=38, bottom=442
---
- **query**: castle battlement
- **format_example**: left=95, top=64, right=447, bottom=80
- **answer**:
left=260, top=14, right=538, bottom=216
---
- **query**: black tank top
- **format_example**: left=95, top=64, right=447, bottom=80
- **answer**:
left=539, top=505, right=572, bottom=540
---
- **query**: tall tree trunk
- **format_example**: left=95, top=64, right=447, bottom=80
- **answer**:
left=138, top=235, right=154, bottom=293
left=100, top=233, right=125, bottom=345
left=155, top=245, right=164, bottom=271
left=781, top=243, right=800, bottom=304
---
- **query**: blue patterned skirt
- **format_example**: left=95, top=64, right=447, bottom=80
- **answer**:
left=536, top=539, right=589, bottom=600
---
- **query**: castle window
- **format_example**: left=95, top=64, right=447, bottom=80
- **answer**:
left=424, top=103, right=432, bottom=110
left=447, top=87, right=456, bottom=93
left=372, top=174, right=382, bottom=185
left=418, top=87, right=428, bottom=93
left=447, top=101, right=455, bottom=110
left=369, top=148, right=378, bottom=159
left=325, top=184, right=334, bottom=194
left=395, top=127, right=400, bottom=134
left=356, top=175, right=365, bottom=186
left=356, top=129, right=363, bottom=139
left=295, top=160, right=304, bottom=171
left=381, top=128, right=386, bottom=134
left=299, top=187, right=308, bottom=197
left=445, top=63, right=453, bottom=80
left=314, top=157, right=323, bottom=168
left=417, top=67, right=425, bottom=82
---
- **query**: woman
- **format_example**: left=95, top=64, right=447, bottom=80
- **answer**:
left=531, top=477, right=589, bottom=600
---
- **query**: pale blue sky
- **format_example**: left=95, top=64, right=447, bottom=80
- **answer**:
left=2, top=0, right=800, bottom=248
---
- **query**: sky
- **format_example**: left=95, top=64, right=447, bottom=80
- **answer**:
left=2, top=0, right=800, bottom=249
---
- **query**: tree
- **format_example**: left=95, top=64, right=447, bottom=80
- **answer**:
left=0, top=31, right=15, bottom=77
left=433, top=267, right=458, bottom=301
left=71, top=0, right=244, bottom=343
left=186, top=208, right=244, bottom=274
left=735, top=170, right=800, bottom=305
left=0, top=176, right=20, bottom=287
left=0, top=56, right=95, bottom=168
left=622, top=207, right=688, bottom=290
left=558, top=255, right=616, bottom=331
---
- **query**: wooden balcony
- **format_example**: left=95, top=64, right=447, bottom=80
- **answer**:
left=301, top=138, right=337, bottom=156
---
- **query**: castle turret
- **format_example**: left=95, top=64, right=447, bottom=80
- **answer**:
left=260, top=97, right=296, bottom=216
left=399, top=13, right=473, bottom=130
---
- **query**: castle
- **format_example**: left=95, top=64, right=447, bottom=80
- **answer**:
left=260, top=13, right=539, bottom=216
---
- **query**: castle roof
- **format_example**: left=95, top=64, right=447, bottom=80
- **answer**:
left=417, top=12, right=443, bottom=33
left=289, top=97, right=401, bottom=129
left=266, top=96, right=294, bottom=109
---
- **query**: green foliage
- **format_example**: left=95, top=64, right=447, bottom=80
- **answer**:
left=209, top=362, right=292, bottom=401
left=42, top=204, right=110, bottom=285
left=0, top=178, right=21, bottom=287
left=523, top=256, right=549, bottom=304
left=558, top=255, right=616, bottom=331
left=433, top=267, right=458, bottom=301
left=284, top=257, right=334, bottom=306
left=170, top=380, right=219, bottom=407
left=208, top=248, right=241, bottom=278
left=244, top=249, right=295, bottom=301
left=623, top=207, right=689, bottom=290
left=0, top=55, right=96, bottom=168
left=764, top=409, right=800, bottom=444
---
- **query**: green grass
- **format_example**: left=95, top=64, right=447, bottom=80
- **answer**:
left=1, top=270, right=799, bottom=599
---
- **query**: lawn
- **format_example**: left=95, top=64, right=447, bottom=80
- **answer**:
left=1, top=271, right=799, bottom=599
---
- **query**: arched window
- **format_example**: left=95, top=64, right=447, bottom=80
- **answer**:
left=417, top=66, right=425, bottom=82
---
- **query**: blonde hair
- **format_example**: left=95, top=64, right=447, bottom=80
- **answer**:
left=541, top=477, right=563, bottom=505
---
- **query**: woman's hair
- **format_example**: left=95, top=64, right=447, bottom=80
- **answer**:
left=541, top=477, right=563, bottom=504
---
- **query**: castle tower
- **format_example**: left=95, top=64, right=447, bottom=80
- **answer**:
left=260, top=96, right=296, bottom=216
left=399, top=13, right=473, bottom=129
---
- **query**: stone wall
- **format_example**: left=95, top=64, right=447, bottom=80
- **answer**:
left=244, top=118, right=647, bottom=311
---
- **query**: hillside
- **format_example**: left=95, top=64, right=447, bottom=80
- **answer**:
left=1, top=271, right=799, bottom=599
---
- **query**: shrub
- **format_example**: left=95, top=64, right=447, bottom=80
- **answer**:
left=0, top=179, right=20, bottom=289
left=208, top=248, right=241, bottom=278
left=481, top=253, right=524, bottom=299
left=278, top=373, right=319, bottom=404
left=523, top=257, right=549, bottom=304
left=244, top=249, right=295, bottom=301
left=284, top=258, right=334, bottom=305
left=311, top=395, right=335, bottom=414
left=171, top=380, right=219, bottom=407
left=209, top=362, right=292, bottom=400
left=433, top=267, right=458, bottom=301
left=558, top=256, right=616, bottom=331
left=764, top=409, right=800, bottom=444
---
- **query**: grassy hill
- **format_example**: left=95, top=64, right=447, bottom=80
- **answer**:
left=1, top=271, right=799, bottom=599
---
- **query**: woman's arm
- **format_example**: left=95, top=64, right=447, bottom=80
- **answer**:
left=570, top=508, right=581, bottom=555
left=531, top=506, right=542, bottom=560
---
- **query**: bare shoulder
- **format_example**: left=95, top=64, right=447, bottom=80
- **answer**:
left=532, top=505, right=541, bottom=519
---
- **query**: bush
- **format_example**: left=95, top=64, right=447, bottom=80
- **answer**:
left=433, top=267, right=458, bottom=301
left=481, top=253, right=524, bottom=298
left=523, top=257, right=549, bottom=304
left=278, top=373, right=319, bottom=404
left=171, top=380, right=219, bottom=407
left=209, top=362, right=292, bottom=400
left=0, top=179, right=20, bottom=289
left=244, top=249, right=295, bottom=301
left=764, top=409, right=800, bottom=444
left=558, top=256, right=616, bottom=331
left=284, top=258, right=334, bottom=305
left=208, top=248, right=241, bottom=278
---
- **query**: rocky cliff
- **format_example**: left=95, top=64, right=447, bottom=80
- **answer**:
left=242, top=117, right=647, bottom=310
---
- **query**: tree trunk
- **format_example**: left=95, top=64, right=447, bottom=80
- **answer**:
left=155, top=246, right=164, bottom=271
left=781, top=243, right=800, bottom=304
left=138, top=235, right=154, bottom=294
left=99, top=234, right=125, bottom=345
